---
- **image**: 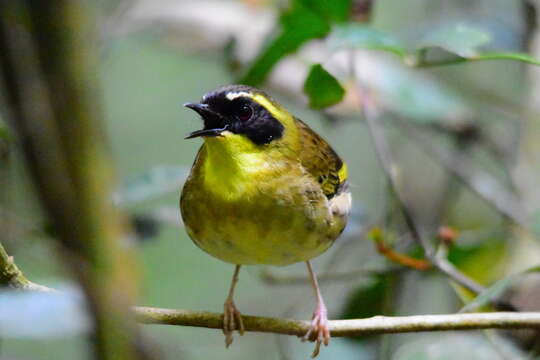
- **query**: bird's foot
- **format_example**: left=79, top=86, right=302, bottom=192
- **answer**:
left=223, top=298, right=245, bottom=348
left=302, top=303, right=330, bottom=358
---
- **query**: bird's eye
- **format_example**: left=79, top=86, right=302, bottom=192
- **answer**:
left=236, top=104, right=253, bottom=121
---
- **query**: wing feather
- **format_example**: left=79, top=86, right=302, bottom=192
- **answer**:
left=295, top=118, right=348, bottom=199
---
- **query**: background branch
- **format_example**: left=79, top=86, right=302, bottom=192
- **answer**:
left=357, top=85, right=487, bottom=295
left=0, top=1, right=149, bottom=359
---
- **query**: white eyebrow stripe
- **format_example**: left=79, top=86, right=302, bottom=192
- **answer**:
left=225, top=91, right=251, bottom=100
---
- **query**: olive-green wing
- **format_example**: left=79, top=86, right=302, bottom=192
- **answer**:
left=295, top=118, right=348, bottom=199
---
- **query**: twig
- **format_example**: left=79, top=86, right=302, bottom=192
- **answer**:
left=390, top=116, right=528, bottom=228
left=413, top=52, right=540, bottom=68
left=369, top=228, right=432, bottom=271
left=134, top=306, right=540, bottom=336
left=0, top=242, right=52, bottom=292
left=357, top=85, right=486, bottom=295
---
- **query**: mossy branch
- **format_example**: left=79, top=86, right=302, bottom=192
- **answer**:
left=0, top=242, right=52, bottom=292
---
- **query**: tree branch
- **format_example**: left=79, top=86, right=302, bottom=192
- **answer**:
left=134, top=306, right=540, bottom=337
left=1, top=240, right=539, bottom=341
left=0, top=242, right=52, bottom=292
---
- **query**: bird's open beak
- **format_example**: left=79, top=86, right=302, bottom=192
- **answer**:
left=184, top=103, right=228, bottom=139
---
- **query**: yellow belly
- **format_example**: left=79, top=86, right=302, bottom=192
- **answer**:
left=180, top=140, right=348, bottom=266
left=181, top=190, right=342, bottom=266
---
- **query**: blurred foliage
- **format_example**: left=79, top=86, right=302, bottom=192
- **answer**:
left=329, top=24, right=407, bottom=57
left=1, top=0, right=540, bottom=359
left=447, top=235, right=508, bottom=284
left=342, top=273, right=394, bottom=321
left=460, top=265, right=540, bottom=313
left=239, top=0, right=351, bottom=85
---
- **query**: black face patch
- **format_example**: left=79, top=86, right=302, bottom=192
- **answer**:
left=198, top=85, right=284, bottom=145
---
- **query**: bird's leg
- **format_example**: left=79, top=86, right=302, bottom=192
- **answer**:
left=223, top=264, right=244, bottom=348
left=302, top=260, right=330, bottom=358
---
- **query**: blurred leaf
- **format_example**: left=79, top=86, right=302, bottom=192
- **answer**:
left=342, top=273, right=393, bottom=331
left=532, top=209, right=540, bottom=238
left=328, top=25, right=470, bottom=122
left=329, top=24, right=407, bottom=57
left=459, top=266, right=540, bottom=313
left=303, top=0, right=352, bottom=23
left=329, top=22, right=540, bottom=69
left=0, top=285, right=89, bottom=338
left=447, top=236, right=507, bottom=284
left=113, top=165, right=189, bottom=206
left=304, top=64, right=345, bottom=109
left=373, top=63, right=469, bottom=122
left=418, top=23, right=491, bottom=58
left=240, top=0, right=351, bottom=85
left=0, top=120, right=9, bottom=141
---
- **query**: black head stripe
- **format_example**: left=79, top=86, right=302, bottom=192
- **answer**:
left=201, top=85, right=284, bottom=145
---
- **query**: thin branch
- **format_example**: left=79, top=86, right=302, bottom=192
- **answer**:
left=134, top=306, right=540, bottom=337
left=0, top=242, right=52, bottom=292
left=357, top=85, right=486, bottom=295
left=390, top=116, right=528, bottom=228
left=414, top=52, right=540, bottom=68
left=369, top=228, right=432, bottom=271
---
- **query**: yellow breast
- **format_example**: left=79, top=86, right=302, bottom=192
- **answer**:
left=180, top=133, right=347, bottom=266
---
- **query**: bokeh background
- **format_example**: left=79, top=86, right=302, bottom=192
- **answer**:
left=2, top=0, right=540, bottom=359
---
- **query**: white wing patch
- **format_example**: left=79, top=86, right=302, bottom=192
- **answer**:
left=329, top=190, right=352, bottom=217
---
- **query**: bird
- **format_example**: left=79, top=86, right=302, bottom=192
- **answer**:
left=181, top=85, right=351, bottom=357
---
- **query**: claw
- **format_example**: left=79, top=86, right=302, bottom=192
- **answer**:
left=302, top=304, right=330, bottom=358
left=223, top=298, right=244, bottom=348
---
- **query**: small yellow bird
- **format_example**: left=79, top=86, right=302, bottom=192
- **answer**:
left=181, top=85, right=351, bottom=357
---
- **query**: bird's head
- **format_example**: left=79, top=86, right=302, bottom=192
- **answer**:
left=184, top=85, right=296, bottom=152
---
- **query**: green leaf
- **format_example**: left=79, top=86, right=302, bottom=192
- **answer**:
left=239, top=0, right=351, bottom=86
left=329, top=24, right=407, bottom=57
left=418, top=22, right=491, bottom=58
left=303, top=64, right=345, bottom=109
left=301, top=0, right=352, bottom=23
left=447, top=236, right=507, bottom=284
left=459, top=265, right=540, bottom=313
